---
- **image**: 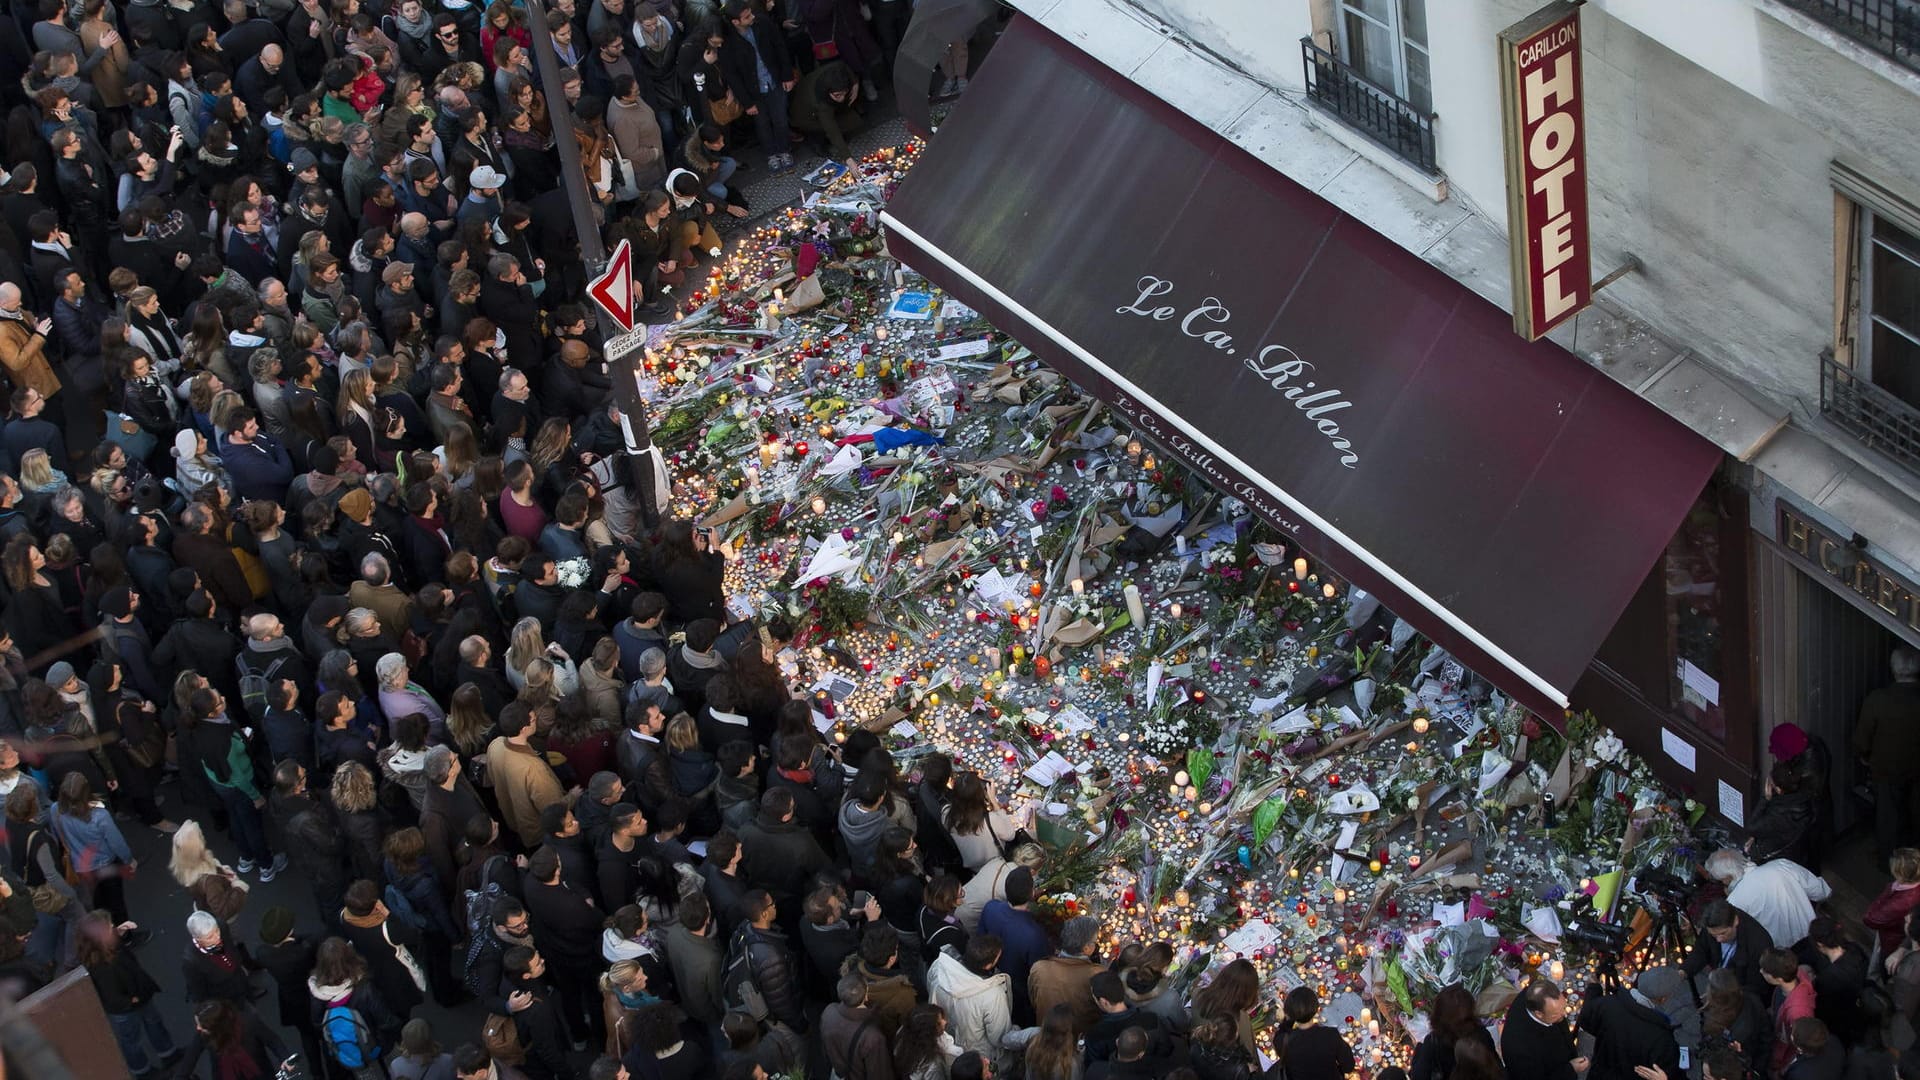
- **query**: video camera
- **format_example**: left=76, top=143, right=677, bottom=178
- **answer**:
left=1562, top=916, right=1629, bottom=953
left=1637, top=868, right=1692, bottom=904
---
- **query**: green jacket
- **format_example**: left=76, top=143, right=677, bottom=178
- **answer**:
left=197, top=720, right=262, bottom=802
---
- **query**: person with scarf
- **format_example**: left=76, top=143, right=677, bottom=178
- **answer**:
left=124, top=286, right=183, bottom=375
left=224, top=205, right=278, bottom=288
left=0, top=284, right=59, bottom=404
left=185, top=686, right=280, bottom=879
left=173, top=428, right=232, bottom=497
left=392, top=0, right=437, bottom=70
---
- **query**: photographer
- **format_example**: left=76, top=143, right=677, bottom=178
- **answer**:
left=1579, top=968, right=1685, bottom=1080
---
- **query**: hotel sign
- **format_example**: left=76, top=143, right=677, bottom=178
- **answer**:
left=1499, top=1, right=1591, bottom=340
left=1780, top=506, right=1920, bottom=637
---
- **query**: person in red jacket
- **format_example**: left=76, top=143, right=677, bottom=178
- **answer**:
left=1864, top=848, right=1920, bottom=960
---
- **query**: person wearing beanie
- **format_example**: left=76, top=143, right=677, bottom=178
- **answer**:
left=301, top=594, right=353, bottom=662
left=1767, top=722, right=1832, bottom=870
left=1578, top=966, right=1684, bottom=1080
left=253, top=906, right=326, bottom=1070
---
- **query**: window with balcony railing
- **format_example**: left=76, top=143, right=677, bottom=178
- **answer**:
left=1300, top=38, right=1438, bottom=174
left=1826, top=191, right=1920, bottom=471
left=1778, top=0, right=1920, bottom=73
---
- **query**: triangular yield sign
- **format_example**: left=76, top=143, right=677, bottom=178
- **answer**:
left=588, top=239, right=635, bottom=334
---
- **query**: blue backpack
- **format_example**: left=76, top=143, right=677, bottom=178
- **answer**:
left=383, top=882, right=429, bottom=931
left=321, top=1004, right=378, bottom=1069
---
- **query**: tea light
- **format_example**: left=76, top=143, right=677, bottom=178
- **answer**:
left=1126, top=439, right=1142, bottom=460
left=811, top=496, right=827, bottom=515
left=1322, top=583, right=1337, bottom=598
left=1169, top=603, right=1183, bottom=620
left=1070, top=578, right=1084, bottom=596
left=875, top=326, right=888, bottom=341
left=1142, top=454, right=1156, bottom=470
left=1550, top=960, right=1565, bottom=982
left=1412, top=715, right=1431, bottom=734
left=1173, top=770, right=1190, bottom=787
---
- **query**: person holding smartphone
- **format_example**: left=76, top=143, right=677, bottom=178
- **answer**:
left=651, top=517, right=734, bottom=628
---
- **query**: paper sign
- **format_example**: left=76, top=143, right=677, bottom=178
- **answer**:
left=940, top=298, right=977, bottom=321
left=889, top=721, right=918, bottom=740
left=1053, top=705, right=1096, bottom=735
left=1718, top=779, right=1745, bottom=825
left=933, top=339, right=993, bottom=361
left=1330, top=820, right=1360, bottom=880
left=1221, top=919, right=1282, bottom=956
left=1661, top=728, right=1697, bottom=772
left=1024, top=751, right=1076, bottom=787
left=1679, top=660, right=1720, bottom=706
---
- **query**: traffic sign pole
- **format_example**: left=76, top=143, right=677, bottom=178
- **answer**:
left=523, top=0, right=663, bottom=527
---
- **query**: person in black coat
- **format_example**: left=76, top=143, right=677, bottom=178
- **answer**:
left=253, top=908, right=328, bottom=1073
left=537, top=803, right=598, bottom=892
left=1500, top=980, right=1583, bottom=1080
left=500, top=945, right=577, bottom=1080
left=522, top=846, right=606, bottom=1049
left=1411, top=984, right=1496, bottom=1080
left=1086, top=970, right=1177, bottom=1064
left=727, top=890, right=805, bottom=1033
left=1682, top=900, right=1775, bottom=1002
left=736, top=791, right=831, bottom=909
left=181, top=911, right=255, bottom=1006
left=337, top=879, right=426, bottom=1021
left=1577, top=967, right=1685, bottom=1080
left=478, top=257, right=542, bottom=379
left=1782, top=1018, right=1845, bottom=1080
left=717, top=0, right=795, bottom=171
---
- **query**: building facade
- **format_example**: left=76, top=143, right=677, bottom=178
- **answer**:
left=996, top=0, right=1920, bottom=832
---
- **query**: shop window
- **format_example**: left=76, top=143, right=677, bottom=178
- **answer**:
left=1667, top=503, right=1727, bottom=741
left=1338, top=0, right=1431, bottom=114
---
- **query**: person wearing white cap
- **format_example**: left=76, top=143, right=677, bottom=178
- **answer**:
left=459, top=165, right=505, bottom=226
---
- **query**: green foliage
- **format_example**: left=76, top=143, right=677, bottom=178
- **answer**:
left=1251, top=797, right=1286, bottom=848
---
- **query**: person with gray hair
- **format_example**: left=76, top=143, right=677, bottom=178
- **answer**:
left=625, top=647, right=684, bottom=724
left=180, top=909, right=254, bottom=1005
left=418, top=744, right=484, bottom=889
left=1029, top=914, right=1102, bottom=1034
left=375, top=652, right=446, bottom=739
left=248, top=348, right=292, bottom=435
left=1855, top=646, right=1920, bottom=862
left=347, top=551, right=414, bottom=638
left=1703, top=846, right=1828, bottom=949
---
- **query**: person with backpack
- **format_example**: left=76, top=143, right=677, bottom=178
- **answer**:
left=236, top=612, right=316, bottom=721
left=724, top=889, right=805, bottom=1035
left=823, top=972, right=897, bottom=1080
left=185, top=684, right=285, bottom=882
left=385, top=825, right=467, bottom=1007
left=338, top=878, right=428, bottom=1024
left=464, top=894, right=537, bottom=1015
left=310, top=935, right=406, bottom=1079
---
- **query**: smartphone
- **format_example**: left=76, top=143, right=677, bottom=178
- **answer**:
left=853, top=890, right=873, bottom=910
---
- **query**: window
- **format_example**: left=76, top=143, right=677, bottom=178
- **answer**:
left=1338, top=0, right=1431, bottom=114
left=1866, top=213, right=1920, bottom=407
left=1666, top=503, right=1727, bottom=741
left=1824, top=166, right=1920, bottom=471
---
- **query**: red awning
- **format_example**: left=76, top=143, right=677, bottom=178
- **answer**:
left=882, top=17, right=1722, bottom=719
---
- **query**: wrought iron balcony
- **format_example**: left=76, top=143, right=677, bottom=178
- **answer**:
left=1778, top=0, right=1920, bottom=73
left=1300, top=37, right=1438, bottom=175
left=1822, top=352, right=1920, bottom=471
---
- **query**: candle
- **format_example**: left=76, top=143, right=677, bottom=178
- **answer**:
left=1142, top=454, right=1156, bottom=470
left=875, top=325, right=888, bottom=341
left=1550, top=960, right=1565, bottom=982
left=1359, top=1008, right=1371, bottom=1025
left=1124, top=584, right=1146, bottom=628
left=1126, top=439, right=1142, bottom=460
left=811, top=496, right=827, bottom=515
left=1294, top=557, right=1309, bottom=580
left=1412, top=715, right=1431, bottom=734
left=1070, top=578, right=1084, bottom=596
left=1323, top=583, right=1338, bottom=599
left=1169, top=603, right=1182, bottom=620
left=1174, top=535, right=1187, bottom=555
left=1174, top=770, right=1190, bottom=787
left=1184, top=785, right=1198, bottom=801
left=1367, top=1020, right=1381, bottom=1038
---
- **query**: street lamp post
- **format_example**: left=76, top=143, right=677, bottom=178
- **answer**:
left=522, top=0, right=664, bottom=527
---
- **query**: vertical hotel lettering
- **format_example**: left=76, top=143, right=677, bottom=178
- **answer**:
left=1498, top=2, right=1592, bottom=340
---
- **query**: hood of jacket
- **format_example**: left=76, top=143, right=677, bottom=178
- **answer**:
left=308, top=975, right=355, bottom=1002
left=928, top=952, right=1006, bottom=999
left=838, top=799, right=893, bottom=850
left=603, top=926, right=659, bottom=963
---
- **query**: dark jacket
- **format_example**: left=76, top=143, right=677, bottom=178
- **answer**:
left=1501, top=997, right=1579, bottom=1080
left=523, top=876, right=604, bottom=971
left=1577, top=991, right=1682, bottom=1080
left=821, top=1002, right=893, bottom=1080
left=1682, top=916, right=1775, bottom=1001
left=738, top=811, right=831, bottom=905
left=1745, top=788, right=1817, bottom=867
left=181, top=941, right=253, bottom=1004
left=83, top=943, right=163, bottom=1014
left=255, top=933, right=321, bottom=1029
left=719, top=17, right=792, bottom=104
left=172, top=530, right=256, bottom=615
left=727, top=920, right=804, bottom=1032
left=1411, top=1024, right=1496, bottom=1080
left=339, top=912, right=426, bottom=1019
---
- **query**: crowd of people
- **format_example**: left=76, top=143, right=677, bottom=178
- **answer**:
left=0, top=0, right=1919, bottom=1079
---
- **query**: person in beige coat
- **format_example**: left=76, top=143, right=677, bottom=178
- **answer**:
left=486, top=702, right=567, bottom=847
left=1028, top=915, right=1103, bottom=1036
left=0, top=285, right=61, bottom=402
